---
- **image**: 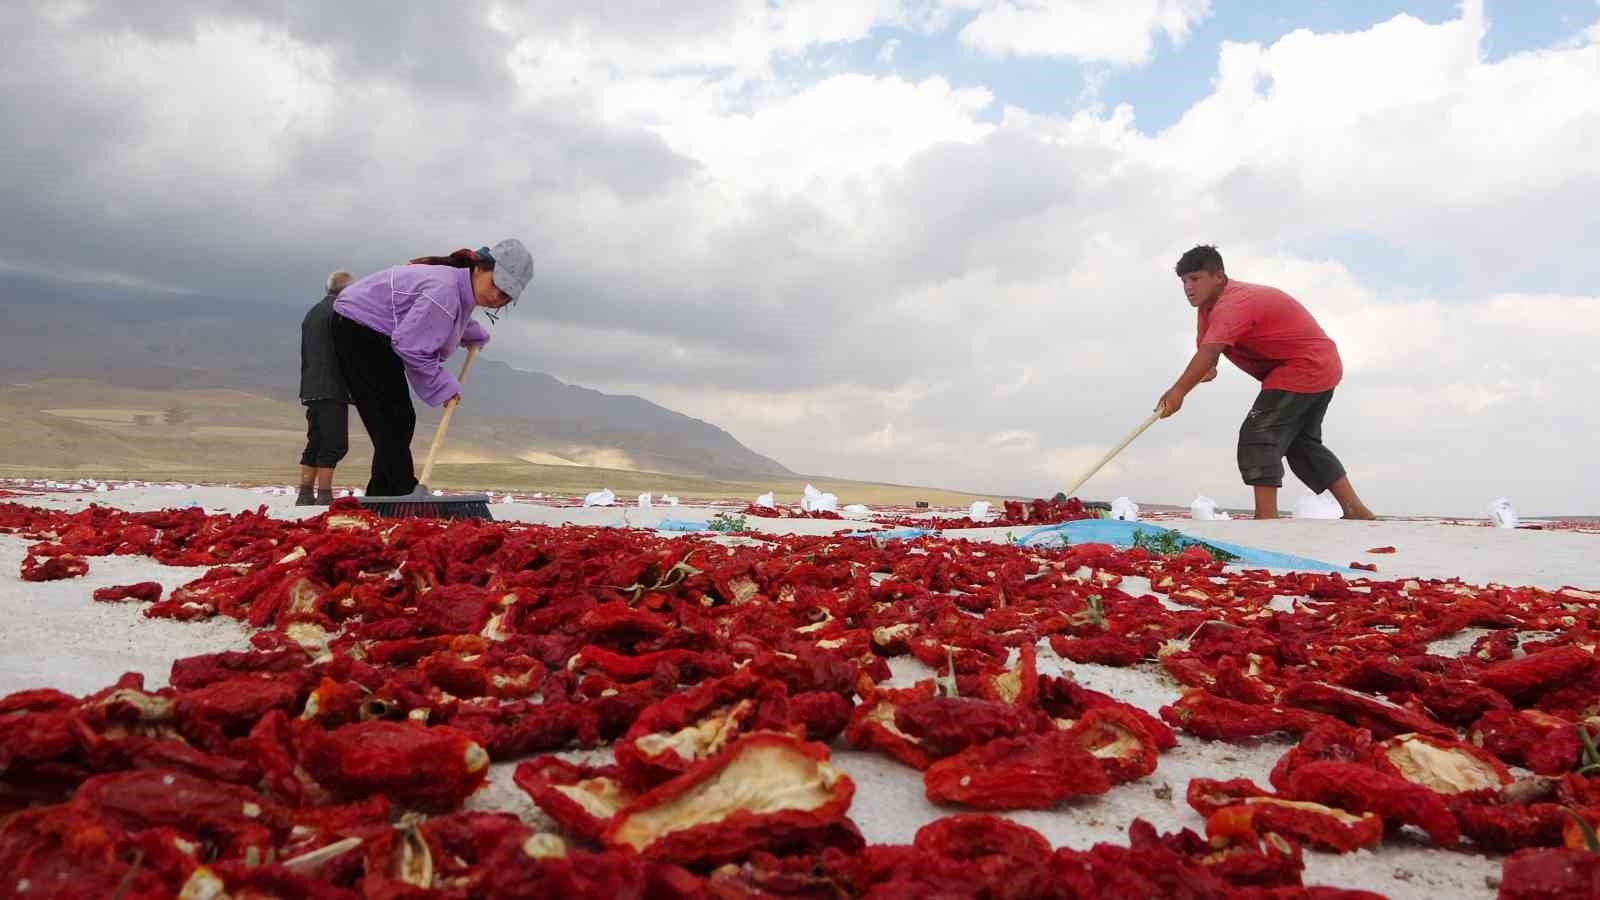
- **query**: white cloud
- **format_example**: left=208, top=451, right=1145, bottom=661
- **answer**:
left=653, top=74, right=994, bottom=199
left=6, top=2, right=1600, bottom=516
left=951, top=0, right=1212, bottom=64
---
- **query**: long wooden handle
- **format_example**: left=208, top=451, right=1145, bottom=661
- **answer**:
left=1060, top=411, right=1161, bottom=499
left=416, top=345, right=479, bottom=488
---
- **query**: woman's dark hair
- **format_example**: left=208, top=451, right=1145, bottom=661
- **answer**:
left=1174, top=244, right=1225, bottom=276
left=410, top=247, right=512, bottom=322
left=409, top=248, right=492, bottom=270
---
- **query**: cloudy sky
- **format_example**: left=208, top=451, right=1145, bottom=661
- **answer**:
left=4, top=1, right=1598, bottom=516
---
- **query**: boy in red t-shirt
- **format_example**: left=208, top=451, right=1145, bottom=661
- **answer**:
left=1156, top=245, right=1375, bottom=520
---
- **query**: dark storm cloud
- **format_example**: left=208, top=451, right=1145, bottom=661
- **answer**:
left=54, top=1, right=519, bottom=96
left=0, top=3, right=701, bottom=313
left=2, top=1, right=1058, bottom=398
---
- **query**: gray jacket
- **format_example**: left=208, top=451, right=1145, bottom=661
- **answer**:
left=299, top=292, right=349, bottom=402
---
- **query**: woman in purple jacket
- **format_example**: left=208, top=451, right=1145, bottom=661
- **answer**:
left=331, top=238, right=533, bottom=497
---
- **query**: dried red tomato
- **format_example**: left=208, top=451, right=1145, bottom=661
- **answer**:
left=1470, top=708, right=1582, bottom=775
left=1037, top=675, right=1177, bottom=751
left=177, top=861, right=361, bottom=900
left=296, top=721, right=489, bottom=813
left=74, top=727, right=260, bottom=786
left=1450, top=795, right=1569, bottom=852
left=20, top=553, right=89, bottom=581
left=1206, top=799, right=1383, bottom=853
left=1061, top=706, right=1159, bottom=784
left=912, top=813, right=1052, bottom=862
left=1267, top=722, right=1375, bottom=792
left=513, top=755, right=636, bottom=843
left=72, top=768, right=282, bottom=861
left=923, top=730, right=1111, bottom=810
left=893, top=695, right=1043, bottom=759
left=298, top=677, right=367, bottom=727
left=1370, top=733, right=1513, bottom=795
left=1279, top=681, right=1455, bottom=741
left=1160, top=689, right=1322, bottom=742
left=475, top=843, right=703, bottom=900
left=90, top=581, right=163, bottom=603
left=1497, top=847, right=1600, bottom=899
left=845, top=682, right=938, bottom=770
left=1048, top=632, right=1148, bottom=667
left=788, top=691, right=852, bottom=744
left=0, top=804, right=173, bottom=898
left=1418, top=678, right=1512, bottom=725
left=614, top=670, right=794, bottom=790
left=1284, top=760, right=1460, bottom=845
left=1131, top=817, right=1306, bottom=889
left=1477, top=645, right=1597, bottom=704
left=604, top=732, right=858, bottom=867
left=173, top=675, right=307, bottom=749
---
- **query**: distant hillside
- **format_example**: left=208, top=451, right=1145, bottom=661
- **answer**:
left=0, top=273, right=791, bottom=480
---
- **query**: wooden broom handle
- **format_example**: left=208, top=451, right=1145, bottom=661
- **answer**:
left=416, top=344, right=479, bottom=487
left=1059, top=410, right=1161, bottom=500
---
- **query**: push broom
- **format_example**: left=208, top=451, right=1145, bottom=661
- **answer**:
left=359, top=345, right=493, bottom=520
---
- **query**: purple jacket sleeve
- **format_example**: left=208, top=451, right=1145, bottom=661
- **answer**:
left=462, top=319, right=490, bottom=348
left=390, top=296, right=461, bottom=407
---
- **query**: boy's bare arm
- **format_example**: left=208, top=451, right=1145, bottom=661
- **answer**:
left=1157, top=344, right=1224, bottom=417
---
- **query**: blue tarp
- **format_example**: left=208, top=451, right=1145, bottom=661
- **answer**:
left=660, top=514, right=1348, bottom=573
left=655, top=518, right=710, bottom=532
left=1014, top=518, right=1355, bottom=574
left=845, top=527, right=933, bottom=542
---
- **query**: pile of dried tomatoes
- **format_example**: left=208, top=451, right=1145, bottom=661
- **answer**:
left=2, top=498, right=1598, bottom=898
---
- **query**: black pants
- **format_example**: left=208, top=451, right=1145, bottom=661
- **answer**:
left=1237, top=389, right=1347, bottom=493
left=299, top=400, right=349, bottom=468
left=331, top=313, right=417, bottom=497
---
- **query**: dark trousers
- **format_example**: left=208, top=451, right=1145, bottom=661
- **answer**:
left=331, top=313, right=418, bottom=497
left=1237, top=389, right=1347, bottom=493
left=299, top=400, right=349, bottom=468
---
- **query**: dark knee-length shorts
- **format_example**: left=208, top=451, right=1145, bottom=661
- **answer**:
left=299, top=400, right=349, bottom=468
left=1237, top=389, right=1346, bottom=492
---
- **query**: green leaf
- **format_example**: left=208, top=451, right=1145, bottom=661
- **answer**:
left=1577, top=724, right=1600, bottom=775
left=1565, top=807, right=1600, bottom=853
left=934, top=646, right=960, bottom=698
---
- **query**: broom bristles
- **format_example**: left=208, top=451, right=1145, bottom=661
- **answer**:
left=358, top=493, right=494, bottom=521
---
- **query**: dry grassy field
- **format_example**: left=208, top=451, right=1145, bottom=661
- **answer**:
left=0, top=380, right=994, bottom=506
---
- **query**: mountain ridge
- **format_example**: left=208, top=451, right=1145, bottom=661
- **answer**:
left=0, top=273, right=792, bottom=480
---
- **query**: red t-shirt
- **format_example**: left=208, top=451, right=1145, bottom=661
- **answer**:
left=1196, top=280, right=1342, bottom=393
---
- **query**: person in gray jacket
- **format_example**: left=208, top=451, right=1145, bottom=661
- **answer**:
left=297, top=270, right=353, bottom=505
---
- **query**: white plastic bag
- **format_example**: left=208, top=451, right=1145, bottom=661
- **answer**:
left=1488, top=497, right=1518, bottom=529
left=638, top=493, right=653, bottom=509
left=755, top=491, right=776, bottom=509
left=1292, top=492, right=1342, bottom=520
left=661, top=495, right=679, bottom=506
left=968, top=501, right=992, bottom=521
left=842, top=504, right=870, bottom=518
left=801, top=484, right=838, bottom=513
left=583, top=488, right=616, bottom=507
left=1110, top=497, right=1140, bottom=522
left=1190, top=496, right=1219, bottom=521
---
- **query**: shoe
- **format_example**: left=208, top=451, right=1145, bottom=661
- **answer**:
left=295, top=486, right=317, bottom=506
left=314, top=490, right=334, bottom=506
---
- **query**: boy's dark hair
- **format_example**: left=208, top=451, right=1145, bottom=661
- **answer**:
left=1174, top=245, right=1225, bottom=276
